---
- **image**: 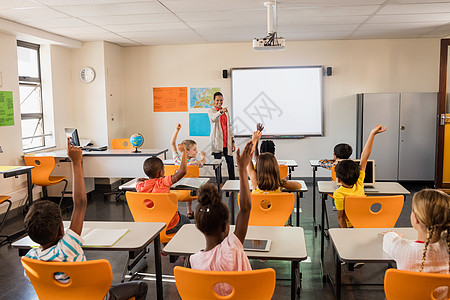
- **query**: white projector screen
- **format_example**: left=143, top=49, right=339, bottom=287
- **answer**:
left=231, top=66, right=323, bottom=138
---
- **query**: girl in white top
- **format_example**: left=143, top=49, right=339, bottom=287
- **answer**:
left=383, top=189, right=449, bottom=299
left=190, top=141, right=254, bottom=296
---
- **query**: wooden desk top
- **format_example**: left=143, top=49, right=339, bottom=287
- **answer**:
left=317, top=181, right=410, bottom=195
left=12, top=221, right=165, bottom=252
left=163, top=224, right=307, bottom=261
left=329, top=227, right=416, bottom=263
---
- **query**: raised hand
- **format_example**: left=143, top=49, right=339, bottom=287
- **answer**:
left=176, top=123, right=181, bottom=131
left=178, top=143, right=187, bottom=153
left=256, top=123, right=264, bottom=132
left=67, top=137, right=82, bottom=164
left=371, top=124, right=387, bottom=135
left=236, top=140, right=253, bottom=170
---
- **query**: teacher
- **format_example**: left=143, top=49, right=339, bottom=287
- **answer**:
left=208, top=92, right=235, bottom=184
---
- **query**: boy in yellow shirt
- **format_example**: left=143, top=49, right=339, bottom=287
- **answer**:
left=333, top=125, right=386, bottom=228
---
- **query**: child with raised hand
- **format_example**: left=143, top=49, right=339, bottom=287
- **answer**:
left=136, top=143, right=190, bottom=234
left=334, top=124, right=386, bottom=228
left=24, top=138, right=148, bottom=300
left=248, top=130, right=301, bottom=196
left=383, top=189, right=449, bottom=299
left=171, top=123, right=206, bottom=218
left=319, top=143, right=353, bottom=170
left=190, top=140, right=254, bottom=296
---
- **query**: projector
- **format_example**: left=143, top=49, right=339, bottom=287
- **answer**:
left=253, top=36, right=285, bottom=51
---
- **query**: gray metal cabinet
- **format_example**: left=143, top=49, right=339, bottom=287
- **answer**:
left=356, top=93, right=437, bottom=181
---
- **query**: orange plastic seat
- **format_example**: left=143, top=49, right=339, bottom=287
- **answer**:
left=125, top=191, right=178, bottom=243
left=279, top=165, right=288, bottom=179
left=384, top=268, right=450, bottom=300
left=239, top=193, right=295, bottom=226
left=21, top=257, right=113, bottom=300
left=344, top=195, right=404, bottom=228
left=164, top=165, right=199, bottom=202
left=112, top=138, right=134, bottom=149
left=24, top=156, right=68, bottom=206
left=331, top=165, right=336, bottom=181
left=174, top=266, right=276, bottom=300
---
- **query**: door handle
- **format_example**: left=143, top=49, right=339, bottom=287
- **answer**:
left=440, top=114, right=450, bottom=125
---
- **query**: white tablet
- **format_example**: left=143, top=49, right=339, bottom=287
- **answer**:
left=243, top=239, right=271, bottom=252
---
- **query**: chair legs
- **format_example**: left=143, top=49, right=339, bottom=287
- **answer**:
left=58, top=180, right=69, bottom=207
left=0, top=198, right=13, bottom=245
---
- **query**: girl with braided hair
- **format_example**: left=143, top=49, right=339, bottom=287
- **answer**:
left=383, top=189, right=449, bottom=298
left=190, top=140, right=254, bottom=296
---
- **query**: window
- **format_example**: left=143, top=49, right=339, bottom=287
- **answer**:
left=17, top=41, right=47, bottom=150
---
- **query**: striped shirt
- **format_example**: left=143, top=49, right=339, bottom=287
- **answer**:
left=173, top=151, right=203, bottom=167
left=25, top=229, right=85, bottom=283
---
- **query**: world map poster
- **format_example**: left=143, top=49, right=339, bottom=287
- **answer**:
left=190, top=87, right=220, bottom=109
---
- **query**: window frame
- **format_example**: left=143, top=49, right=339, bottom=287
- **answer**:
left=17, top=40, right=48, bottom=151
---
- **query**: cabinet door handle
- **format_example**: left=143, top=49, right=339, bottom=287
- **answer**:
left=440, top=114, right=450, bottom=125
left=400, top=125, right=405, bottom=130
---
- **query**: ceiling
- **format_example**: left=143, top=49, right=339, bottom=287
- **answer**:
left=1, top=0, right=450, bottom=47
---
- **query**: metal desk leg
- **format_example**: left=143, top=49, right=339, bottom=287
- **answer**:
left=154, top=235, right=163, bottom=300
left=312, top=166, right=317, bottom=229
left=296, top=192, right=302, bottom=227
left=291, top=261, right=299, bottom=300
left=26, top=169, right=33, bottom=209
left=321, top=193, right=327, bottom=281
left=229, top=191, right=235, bottom=225
left=335, top=251, right=341, bottom=300
left=216, top=163, right=222, bottom=190
left=289, top=167, right=293, bottom=180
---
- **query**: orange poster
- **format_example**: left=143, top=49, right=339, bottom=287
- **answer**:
left=153, top=87, right=188, bottom=112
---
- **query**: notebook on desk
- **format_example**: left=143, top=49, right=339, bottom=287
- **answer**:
left=81, top=146, right=107, bottom=151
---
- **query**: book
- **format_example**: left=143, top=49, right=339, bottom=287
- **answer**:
left=172, top=177, right=208, bottom=189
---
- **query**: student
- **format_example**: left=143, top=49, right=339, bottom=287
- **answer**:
left=136, top=143, right=190, bottom=234
left=333, top=125, right=386, bottom=228
left=248, top=130, right=301, bottom=193
left=170, top=123, right=206, bottom=219
left=383, top=189, right=449, bottom=299
left=190, top=141, right=254, bottom=296
left=24, top=138, right=148, bottom=300
left=318, top=143, right=353, bottom=169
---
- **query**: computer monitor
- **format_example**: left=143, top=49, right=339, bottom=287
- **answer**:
left=335, top=159, right=375, bottom=187
left=352, top=159, right=375, bottom=187
left=65, top=128, right=80, bottom=147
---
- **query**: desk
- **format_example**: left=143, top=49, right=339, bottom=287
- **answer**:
left=329, top=227, right=416, bottom=300
left=119, top=177, right=210, bottom=192
left=12, top=221, right=166, bottom=300
left=32, top=148, right=168, bottom=178
left=164, top=159, right=222, bottom=189
left=317, top=181, right=410, bottom=279
left=221, top=180, right=307, bottom=226
left=163, top=224, right=307, bottom=300
left=0, top=166, right=34, bottom=212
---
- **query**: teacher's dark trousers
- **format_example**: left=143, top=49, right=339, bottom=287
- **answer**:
left=213, top=147, right=235, bottom=184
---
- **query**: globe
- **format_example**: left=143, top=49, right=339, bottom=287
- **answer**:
left=130, top=133, right=144, bottom=153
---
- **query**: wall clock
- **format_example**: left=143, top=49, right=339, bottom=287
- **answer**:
left=80, top=67, right=95, bottom=83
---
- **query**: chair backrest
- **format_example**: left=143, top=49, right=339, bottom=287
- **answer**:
left=331, top=165, right=337, bottom=181
left=239, top=193, right=295, bottom=226
left=278, top=165, right=288, bottom=179
left=125, top=191, right=178, bottom=243
left=21, top=256, right=112, bottom=300
left=344, top=195, right=404, bottom=228
left=24, top=156, right=56, bottom=186
left=112, top=138, right=134, bottom=149
left=164, top=165, right=199, bottom=178
left=174, top=266, right=276, bottom=300
left=384, top=268, right=450, bottom=300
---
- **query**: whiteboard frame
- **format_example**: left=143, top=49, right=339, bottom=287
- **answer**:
left=230, top=66, right=324, bottom=139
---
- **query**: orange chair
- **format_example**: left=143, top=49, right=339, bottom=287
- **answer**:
left=164, top=165, right=199, bottom=202
left=384, top=268, right=450, bottom=300
left=24, top=156, right=68, bottom=206
left=0, top=195, right=12, bottom=244
left=279, top=165, right=288, bottom=179
left=112, top=138, right=134, bottom=150
left=239, top=193, right=295, bottom=226
left=125, top=191, right=178, bottom=243
left=21, top=257, right=113, bottom=300
left=344, top=195, right=404, bottom=228
left=331, top=165, right=337, bottom=181
left=174, top=266, right=276, bottom=300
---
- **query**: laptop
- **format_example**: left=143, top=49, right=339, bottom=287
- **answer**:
left=335, top=159, right=377, bottom=189
left=65, top=128, right=107, bottom=151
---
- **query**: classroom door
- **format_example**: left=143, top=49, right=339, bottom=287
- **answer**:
left=436, top=39, right=450, bottom=189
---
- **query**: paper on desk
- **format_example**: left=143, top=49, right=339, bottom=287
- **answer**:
left=82, top=228, right=129, bottom=247
left=172, top=177, right=207, bottom=189
left=0, top=166, right=20, bottom=172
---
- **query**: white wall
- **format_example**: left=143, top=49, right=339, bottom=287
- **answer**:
left=123, top=39, right=440, bottom=177
left=0, top=32, right=26, bottom=194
